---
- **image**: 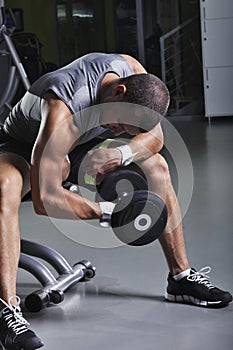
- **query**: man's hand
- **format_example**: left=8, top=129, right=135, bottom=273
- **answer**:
left=82, top=148, right=122, bottom=177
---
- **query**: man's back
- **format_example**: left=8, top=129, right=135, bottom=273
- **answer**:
left=2, top=53, right=133, bottom=145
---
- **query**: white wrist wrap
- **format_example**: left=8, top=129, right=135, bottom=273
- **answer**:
left=99, top=202, right=116, bottom=215
left=116, top=145, right=135, bottom=166
left=99, top=202, right=116, bottom=228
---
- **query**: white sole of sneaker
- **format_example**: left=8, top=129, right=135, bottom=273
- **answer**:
left=0, top=340, right=43, bottom=350
left=165, top=292, right=222, bottom=307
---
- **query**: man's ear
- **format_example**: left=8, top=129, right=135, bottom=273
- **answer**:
left=114, top=84, right=127, bottom=97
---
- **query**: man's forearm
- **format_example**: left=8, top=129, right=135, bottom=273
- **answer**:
left=128, top=132, right=163, bottom=163
left=128, top=123, right=164, bottom=163
left=33, top=186, right=101, bottom=220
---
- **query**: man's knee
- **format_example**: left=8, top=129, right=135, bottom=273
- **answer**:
left=0, top=174, right=22, bottom=212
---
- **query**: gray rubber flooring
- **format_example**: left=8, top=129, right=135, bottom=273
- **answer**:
left=17, top=116, right=233, bottom=350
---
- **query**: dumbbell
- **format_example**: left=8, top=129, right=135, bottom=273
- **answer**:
left=96, top=170, right=168, bottom=246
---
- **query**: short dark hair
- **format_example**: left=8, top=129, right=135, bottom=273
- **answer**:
left=119, top=73, right=170, bottom=116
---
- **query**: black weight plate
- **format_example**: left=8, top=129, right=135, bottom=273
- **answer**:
left=96, top=170, right=148, bottom=202
left=112, top=190, right=167, bottom=246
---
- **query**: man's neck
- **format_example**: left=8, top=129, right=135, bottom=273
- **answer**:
left=99, top=73, right=119, bottom=103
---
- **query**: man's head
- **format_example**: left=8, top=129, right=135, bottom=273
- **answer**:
left=119, top=73, right=170, bottom=116
left=100, top=73, right=170, bottom=116
left=99, top=73, right=170, bottom=136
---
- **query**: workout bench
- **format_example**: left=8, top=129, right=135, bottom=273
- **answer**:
left=19, top=192, right=96, bottom=313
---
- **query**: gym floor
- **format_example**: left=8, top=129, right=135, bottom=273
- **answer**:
left=17, top=115, right=233, bottom=350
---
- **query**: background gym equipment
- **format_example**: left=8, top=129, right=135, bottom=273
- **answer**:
left=19, top=239, right=96, bottom=313
left=0, top=0, right=30, bottom=122
left=96, top=170, right=168, bottom=246
left=0, top=1, right=56, bottom=124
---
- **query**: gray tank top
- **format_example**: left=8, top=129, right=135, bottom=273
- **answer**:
left=3, top=53, right=133, bottom=144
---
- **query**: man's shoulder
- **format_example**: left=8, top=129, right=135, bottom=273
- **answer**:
left=119, top=54, right=147, bottom=74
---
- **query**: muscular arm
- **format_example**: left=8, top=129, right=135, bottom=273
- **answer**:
left=129, top=123, right=164, bottom=162
left=83, top=123, right=164, bottom=177
left=30, top=91, right=101, bottom=220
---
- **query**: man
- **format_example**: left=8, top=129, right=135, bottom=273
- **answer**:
left=0, top=52, right=232, bottom=350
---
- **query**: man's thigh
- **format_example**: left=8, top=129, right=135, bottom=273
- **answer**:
left=0, top=127, right=31, bottom=197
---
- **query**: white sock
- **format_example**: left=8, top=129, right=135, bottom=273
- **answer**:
left=173, top=268, right=191, bottom=281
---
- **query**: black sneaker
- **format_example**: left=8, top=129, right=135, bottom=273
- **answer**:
left=0, top=296, right=44, bottom=350
left=165, top=266, right=232, bottom=308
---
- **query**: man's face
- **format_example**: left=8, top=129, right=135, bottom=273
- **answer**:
left=100, top=103, right=142, bottom=136
left=102, top=122, right=141, bottom=136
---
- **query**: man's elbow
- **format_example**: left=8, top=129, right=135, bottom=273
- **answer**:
left=32, top=193, right=49, bottom=216
left=33, top=200, right=47, bottom=216
left=157, top=139, right=164, bottom=153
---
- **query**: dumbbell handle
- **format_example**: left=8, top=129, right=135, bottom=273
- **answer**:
left=99, top=212, right=112, bottom=227
left=63, top=181, right=80, bottom=194
left=63, top=182, right=116, bottom=227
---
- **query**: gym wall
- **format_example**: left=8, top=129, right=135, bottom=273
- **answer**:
left=5, top=0, right=58, bottom=65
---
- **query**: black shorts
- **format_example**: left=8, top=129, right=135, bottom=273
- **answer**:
left=0, top=127, right=112, bottom=190
left=0, top=127, right=33, bottom=163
